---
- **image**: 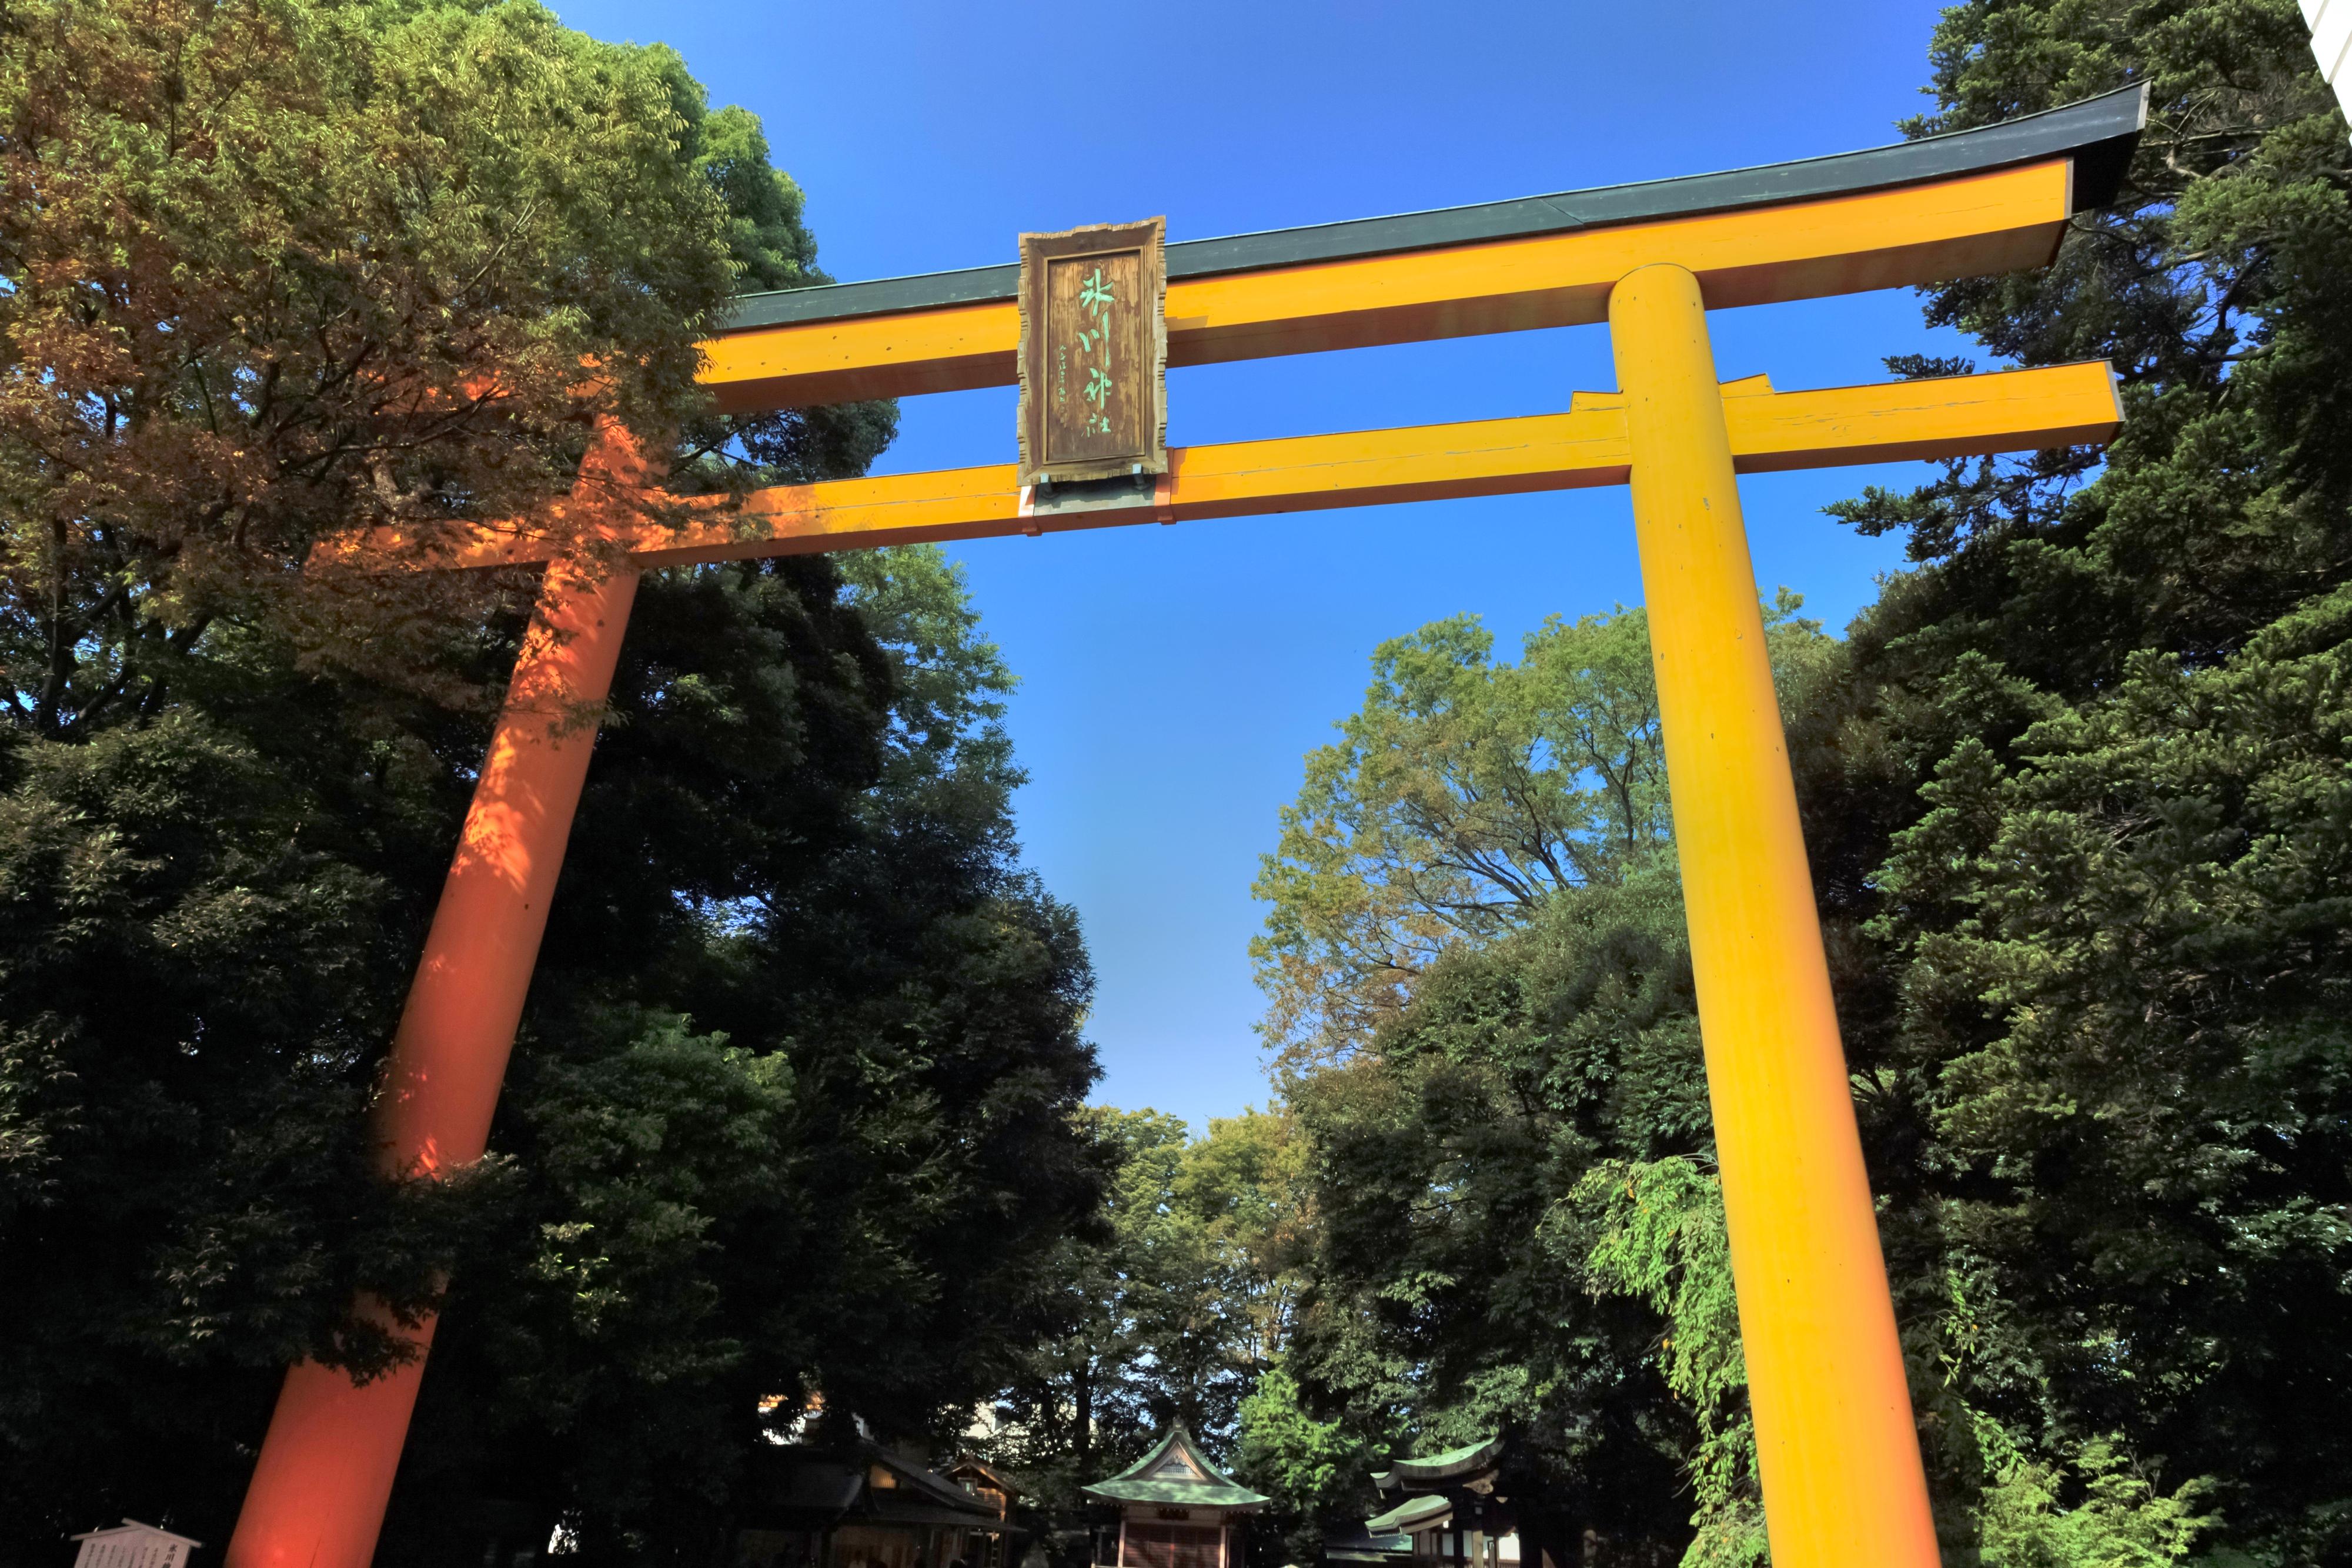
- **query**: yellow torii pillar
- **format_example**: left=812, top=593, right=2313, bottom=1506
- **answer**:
left=1613, top=263, right=1935, bottom=1566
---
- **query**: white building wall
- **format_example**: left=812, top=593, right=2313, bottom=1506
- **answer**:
left=2307, top=0, right=2352, bottom=132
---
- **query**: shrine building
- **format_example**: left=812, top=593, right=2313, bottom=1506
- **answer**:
left=1360, top=1439, right=1519, bottom=1568
left=1083, top=1426, right=1267, bottom=1568
left=943, top=1455, right=1025, bottom=1568
left=727, top=1437, right=1006, bottom=1568
left=1321, top=1437, right=1579, bottom=1568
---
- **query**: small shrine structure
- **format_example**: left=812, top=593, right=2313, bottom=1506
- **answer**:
left=729, top=1439, right=1005, bottom=1568
left=1354, top=1439, right=1521, bottom=1568
left=943, top=1455, right=1025, bottom=1568
left=1084, top=1425, right=1267, bottom=1568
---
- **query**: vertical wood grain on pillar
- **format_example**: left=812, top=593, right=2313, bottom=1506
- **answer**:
left=225, top=425, right=648, bottom=1568
left=1606, top=262, right=1938, bottom=1568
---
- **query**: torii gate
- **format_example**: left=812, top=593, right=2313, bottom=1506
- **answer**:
left=225, top=86, right=2146, bottom=1568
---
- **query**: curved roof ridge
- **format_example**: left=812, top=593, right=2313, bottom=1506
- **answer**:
left=1083, top=1423, right=1269, bottom=1510
left=1364, top=1494, right=1453, bottom=1534
left=716, top=84, right=2149, bottom=336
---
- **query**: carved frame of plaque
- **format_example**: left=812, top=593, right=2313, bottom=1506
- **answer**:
left=1017, top=218, right=1168, bottom=487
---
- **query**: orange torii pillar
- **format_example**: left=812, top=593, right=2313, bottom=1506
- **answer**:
left=1611, top=263, right=1938, bottom=1567
left=223, top=428, right=647, bottom=1568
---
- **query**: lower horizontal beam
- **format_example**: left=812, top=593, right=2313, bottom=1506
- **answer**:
left=336, top=363, right=2119, bottom=572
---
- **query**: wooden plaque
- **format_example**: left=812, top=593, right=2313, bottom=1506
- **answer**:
left=1017, top=218, right=1167, bottom=486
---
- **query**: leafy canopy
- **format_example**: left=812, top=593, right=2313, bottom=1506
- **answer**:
left=984, top=1105, right=1308, bottom=1543
left=1252, top=600, right=1823, bottom=1073
left=0, top=2, right=1101, bottom=1561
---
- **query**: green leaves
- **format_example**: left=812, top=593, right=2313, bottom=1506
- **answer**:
left=1570, top=1157, right=1761, bottom=1568
left=0, top=0, right=757, bottom=718
left=1255, top=600, right=1830, bottom=1075
left=1253, top=608, right=1672, bottom=1071
left=1278, top=872, right=1713, bottom=1560
left=985, top=1104, right=1307, bottom=1521
left=1251, top=601, right=1838, bottom=1560
left=1235, top=1358, right=1374, bottom=1564
left=1976, top=1437, right=2218, bottom=1568
left=1259, top=8, right=2350, bottom=1563
left=0, top=3, right=1096, bottom=1558
left=1783, top=4, right=2352, bottom=1559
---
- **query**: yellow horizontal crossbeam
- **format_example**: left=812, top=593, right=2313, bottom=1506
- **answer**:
left=356, top=363, right=2118, bottom=573
left=700, top=162, right=2074, bottom=413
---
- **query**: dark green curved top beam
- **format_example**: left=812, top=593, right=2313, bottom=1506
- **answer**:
left=720, top=84, right=2145, bottom=335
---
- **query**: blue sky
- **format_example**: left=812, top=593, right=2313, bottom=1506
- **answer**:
left=554, top=0, right=1980, bottom=1131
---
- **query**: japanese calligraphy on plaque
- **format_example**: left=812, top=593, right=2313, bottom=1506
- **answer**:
left=1017, top=218, right=1168, bottom=486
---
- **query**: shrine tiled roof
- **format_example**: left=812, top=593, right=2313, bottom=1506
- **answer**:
left=1364, top=1495, right=1452, bottom=1534
left=1371, top=1436, right=1504, bottom=1492
left=1083, top=1425, right=1268, bottom=1510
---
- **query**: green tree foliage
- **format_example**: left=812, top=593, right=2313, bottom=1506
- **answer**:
left=1252, top=603, right=1825, bottom=1072
left=1975, top=1439, right=2216, bottom=1568
left=0, top=0, right=738, bottom=718
left=1233, top=1359, right=1387, bottom=1568
left=1789, top=2, right=2352, bottom=1560
left=1177, top=1102, right=1314, bottom=1375
left=1262, top=602, right=1829, bottom=1562
left=1272, top=17, right=2352, bottom=1553
left=377, top=549, right=1100, bottom=1564
left=0, top=547, right=1103, bottom=1566
left=671, top=97, right=898, bottom=491
left=987, top=1108, right=1207, bottom=1507
left=1572, top=1159, right=1759, bottom=1568
left=1282, top=877, right=1710, bottom=1565
left=1273, top=514, right=2300, bottom=1563
left=0, top=2, right=1100, bottom=1560
left=987, top=1108, right=1307, bottom=1547
left=1235, top=1361, right=1365, bottom=1522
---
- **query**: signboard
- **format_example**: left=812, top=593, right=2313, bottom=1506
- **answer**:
left=71, top=1523, right=201, bottom=1568
left=1017, top=218, right=1167, bottom=486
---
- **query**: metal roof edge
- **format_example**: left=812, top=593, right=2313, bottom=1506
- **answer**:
left=715, top=84, right=2147, bottom=336
left=1364, top=1495, right=1454, bottom=1534
left=1091, top=1423, right=1190, bottom=1487
left=1382, top=1435, right=1505, bottom=1485
left=950, top=1453, right=1024, bottom=1497
left=70, top=1523, right=203, bottom=1547
left=1080, top=1480, right=1271, bottom=1508
left=865, top=1443, right=1001, bottom=1516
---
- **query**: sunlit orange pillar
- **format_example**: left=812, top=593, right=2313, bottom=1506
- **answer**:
left=225, top=429, right=648, bottom=1568
left=1608, top=262, right=1939, bottom=1568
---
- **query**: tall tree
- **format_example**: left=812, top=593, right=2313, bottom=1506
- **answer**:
left=1281, top=875, right=1713, bottom=1567
left=1237, top=5, right=2352, bottom=1566
left=0, top=0, right=736, bottom=720
left=0, top=2, right=1101, bottom=1560
left=378, top=546, right=1100, bottom=1566
left=1790, top=2, right=2352, bottom=1560
left=985, top=1108, right=1307, bottom=1557
left=1253, top=603, right=1822, bottom=1073
left=1257, top=603, right=1830, bottom=1564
